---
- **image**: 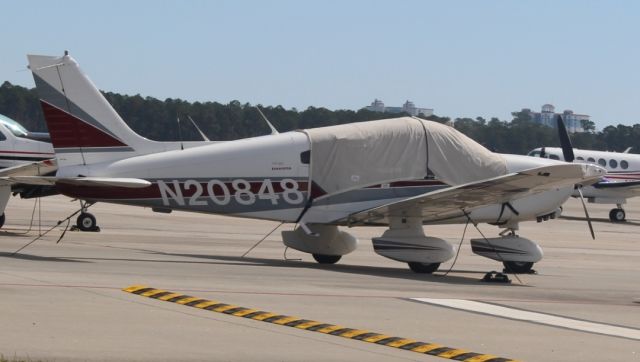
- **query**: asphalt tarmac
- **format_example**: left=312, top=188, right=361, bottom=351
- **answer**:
left=1, top=195, right=638, bottom=361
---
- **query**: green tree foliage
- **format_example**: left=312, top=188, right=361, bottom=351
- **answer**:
left=0, top=81, right=47, bottom=132
left=0, top=81, right=638, bottom=154
left=581, top=119, right=596, bottom=133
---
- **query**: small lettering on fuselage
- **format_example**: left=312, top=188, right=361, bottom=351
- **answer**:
left=157, top=178, right=305, bottom=207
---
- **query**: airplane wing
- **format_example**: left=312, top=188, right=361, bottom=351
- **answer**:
left=592, top=179, right=640, bottom=195
left=346, top=163, right=603, bottom=225
left=2, top=176, right=151, bottom=188
left=0, top=159, right=57, bottom=178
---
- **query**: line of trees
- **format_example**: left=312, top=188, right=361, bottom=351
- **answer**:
left=1, top=80, right=638, bottom=155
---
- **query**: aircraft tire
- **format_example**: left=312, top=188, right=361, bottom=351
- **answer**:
left=312, top=254, right=342, bottom=264
left=77, top=212, right=97, bottom=231
left=0, top=213, right=5, bottom=228
left=503, top=261, right=534, bottom=273
left=609, top=208, right=626, bottom=222
left=408, top=262, right=440, bottom=274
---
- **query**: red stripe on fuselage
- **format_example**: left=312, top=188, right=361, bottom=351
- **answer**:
left=40, top=101, right=127, bottom=148
left=55, top=181, right=311, bottom=200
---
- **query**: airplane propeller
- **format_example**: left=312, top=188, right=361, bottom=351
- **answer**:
left=557, top=115, right=595, bottom=239
left=576, top=187, right=595, bottom=239
left=557, top=115, right=575, bottom=162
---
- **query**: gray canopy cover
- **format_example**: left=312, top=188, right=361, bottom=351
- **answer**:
left=303, top=117, right=506, bottom=196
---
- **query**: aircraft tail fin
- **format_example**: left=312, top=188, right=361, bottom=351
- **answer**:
left=27, top=52, right=168, bottom=168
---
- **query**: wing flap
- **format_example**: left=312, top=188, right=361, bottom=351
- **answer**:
left=346, top=163, right=604, bottom=225
left=0, top=159, right=58, bottom=186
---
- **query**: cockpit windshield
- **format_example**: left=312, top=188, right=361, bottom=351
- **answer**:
left=0, top=114, right=29, bottom=137
left=527, top=150, right=541, bottom=157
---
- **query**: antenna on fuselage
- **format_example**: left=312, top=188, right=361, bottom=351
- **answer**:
left=256, top=106, right=279, bottom=135
left=176, top=117, right=184, bottom=150
left=187, top=115, right=210, bottom=141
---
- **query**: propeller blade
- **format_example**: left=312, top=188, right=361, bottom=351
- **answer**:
left=557, top=115, right=575, bottom=162
left=577, top=187, right=595, bottom=239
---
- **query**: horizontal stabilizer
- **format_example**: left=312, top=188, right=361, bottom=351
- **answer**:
left=0, top=159, right=57, bottom=178
left=5, top=176, right=151, bottom=188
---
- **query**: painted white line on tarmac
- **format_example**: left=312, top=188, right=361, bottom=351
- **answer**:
left=411, top=298, right=640, bottom=341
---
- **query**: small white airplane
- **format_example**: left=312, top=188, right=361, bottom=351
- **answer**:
left=16, top=52, right=605, bottom=274
left=0, top=114, right=53, bottom=169
left=0, top=97, right=269, bottom=233
left=529, top=118, right=640, bottom=222
left=0, top=113, right=56, bottom=227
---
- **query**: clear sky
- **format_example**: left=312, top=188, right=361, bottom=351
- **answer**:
left=2, top=0, right=639, bottom=130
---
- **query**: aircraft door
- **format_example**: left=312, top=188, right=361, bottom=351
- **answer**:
left=299, top=149, right=311, bottom=199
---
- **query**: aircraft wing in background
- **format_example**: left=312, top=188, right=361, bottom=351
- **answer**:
left=592, top=179, right=640, bottom=195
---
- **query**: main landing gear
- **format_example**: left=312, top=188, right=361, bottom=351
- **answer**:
left=312, top=254, right=342, bottom=264
left=408, top=262, right=441, bottom=274
left=609, top=205, right=626, bottom=222
left=502, top=261, right=534, bottom=274
left=76, top=201, right=100, bottom=232
left=470, top=225, right=543, bottom=274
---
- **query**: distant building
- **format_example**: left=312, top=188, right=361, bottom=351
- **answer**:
left=516, top=104, right=589, bottom=133
left=364, top=99, right=433, bottom=117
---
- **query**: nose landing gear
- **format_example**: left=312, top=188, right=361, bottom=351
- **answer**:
left=609, top=205, right=626, bottom=222
left=75, top=201, right=100, bottom=232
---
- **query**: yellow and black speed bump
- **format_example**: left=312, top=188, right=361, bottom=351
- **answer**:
left=123, top=285, right=520, bottom=362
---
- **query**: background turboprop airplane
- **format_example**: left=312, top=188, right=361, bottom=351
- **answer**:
left=15, top=53, right=605, bottom=275
left=529, top=118, right=640, bottom=222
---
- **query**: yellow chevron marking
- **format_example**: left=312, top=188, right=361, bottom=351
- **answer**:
left=386, top=339, right=418, bottom=348
left=316, top=325, right=345, bottom=334
left=193, top=301, right=218, bottom=309
left=213, top=305, right=239, bottom=313
left=463, top=355, right=501, bottom=362
left=175, top=297, right=202, bottom=305
left=411, top=343, right=444, bottom=353
left=141, top=289, right=164, bottom=297
left=271, top=316, right=300, bottom=325
left=232, top=308, right=257, bottom=317
left=122, top=285, right=148, bottom=293
left=437, top=349, right=468, bottom=358
left=362, top=334, right=392, bottom=343
left=250, top=312, right=278, bottom=321
left=339, top=329, right=370, bottom=338
left=123, top=286, right=518, bottom=361
left=295, top=320, right=323, bottom=330
left=158, top=293, right=183, bottom=301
